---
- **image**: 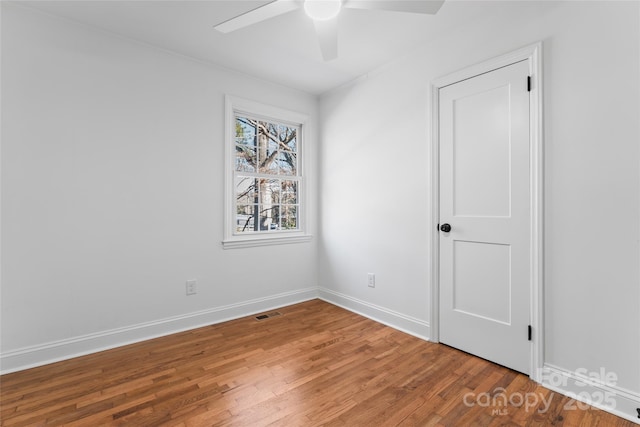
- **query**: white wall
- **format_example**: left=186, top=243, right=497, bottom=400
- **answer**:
left=319, top=0, right=640, bottom=421
left=0, top=3, right=318, bottom=371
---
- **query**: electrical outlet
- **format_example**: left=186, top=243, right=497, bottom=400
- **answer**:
left=186, top=279, right=197, bottom=295
left=367, top=273, right=375, bottom=288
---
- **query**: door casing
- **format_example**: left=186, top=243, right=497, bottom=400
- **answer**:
left=429, top=43, right=544, bottom=381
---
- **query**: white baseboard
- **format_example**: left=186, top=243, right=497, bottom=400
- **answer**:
left=0, top=288, right=319, bottom=375
left=540, top=364, right=640, bottom=424
left=318, top=287, right=431, bottom=341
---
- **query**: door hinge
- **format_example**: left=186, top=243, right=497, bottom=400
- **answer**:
left=527, top=76, right=532, bottom=92
left=528, top=325, right=532, bottom=341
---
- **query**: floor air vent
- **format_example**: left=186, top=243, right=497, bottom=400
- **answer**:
left=255, top=311, right=282, bottom=321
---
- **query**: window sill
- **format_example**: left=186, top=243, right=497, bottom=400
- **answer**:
left=222, top=234, right=313, bottom=250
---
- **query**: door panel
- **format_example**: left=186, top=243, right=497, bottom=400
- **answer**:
left=453, top=240, right=511, bottom=325
left=439, top=60, right=531, bottom=374
left=453, top=85, right=511, bottom=217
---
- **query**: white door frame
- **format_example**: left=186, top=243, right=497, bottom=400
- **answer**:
left=429, top=43, right=544, bottom=381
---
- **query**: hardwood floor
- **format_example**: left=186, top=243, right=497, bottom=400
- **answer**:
left=0, top=299, right=635, bottom=426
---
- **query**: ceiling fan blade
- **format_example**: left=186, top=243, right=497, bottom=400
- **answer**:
left=313, top=18, right=338, bottom=61
left=214, top=0, right=301, bottom=33
left=344, top=0, right=445, bottom=15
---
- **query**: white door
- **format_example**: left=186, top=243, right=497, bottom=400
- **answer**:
left=438, top=60, right=531, bottom=374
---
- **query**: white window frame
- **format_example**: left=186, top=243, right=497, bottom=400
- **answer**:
left=223, top=95, right=312, bottom=249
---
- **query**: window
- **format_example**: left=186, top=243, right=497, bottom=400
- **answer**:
left=223, top=96, right=311, bottom=249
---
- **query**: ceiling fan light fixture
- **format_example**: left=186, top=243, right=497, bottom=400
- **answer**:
left=304, top=0, right=342, bottom=21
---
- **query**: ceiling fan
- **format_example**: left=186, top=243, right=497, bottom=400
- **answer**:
left=214, top=0, right=445, bottom=61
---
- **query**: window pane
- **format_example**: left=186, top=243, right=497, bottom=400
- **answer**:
left=256, top=121, right=275, bottom=175
left=259, top=204, right=279, bottom=231
left=281, top=205, right=298, bottom=230
left=263, top=140, right=279, bottom=175
left=271, top=205, right=280, bottom=230
left=236, top=177, right=258, bottom=205
left=286, top=135, right=297, bottom=153
left=259, top=179, right=281, bottom=204
left=277, top=152, right=296, bottom=175
left=277, top=123, right=297, bottom=153
left=281, top=180, right=298, bottom=204
left=258, top=178, right=277, bottom=230
left=236, top=205, right=257, bottom=232
left=235, top=118, right=256, bottom=173
left=236, top=146, right=256, bottom=172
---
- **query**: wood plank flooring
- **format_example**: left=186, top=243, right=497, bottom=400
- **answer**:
left=0, top=299, right=635, bottom=426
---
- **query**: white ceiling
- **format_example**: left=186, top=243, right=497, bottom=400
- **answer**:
left=19, top=0, right=511, bottom=94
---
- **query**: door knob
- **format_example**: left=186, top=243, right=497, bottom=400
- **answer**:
left=440, top=223, right=451, bottom=232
